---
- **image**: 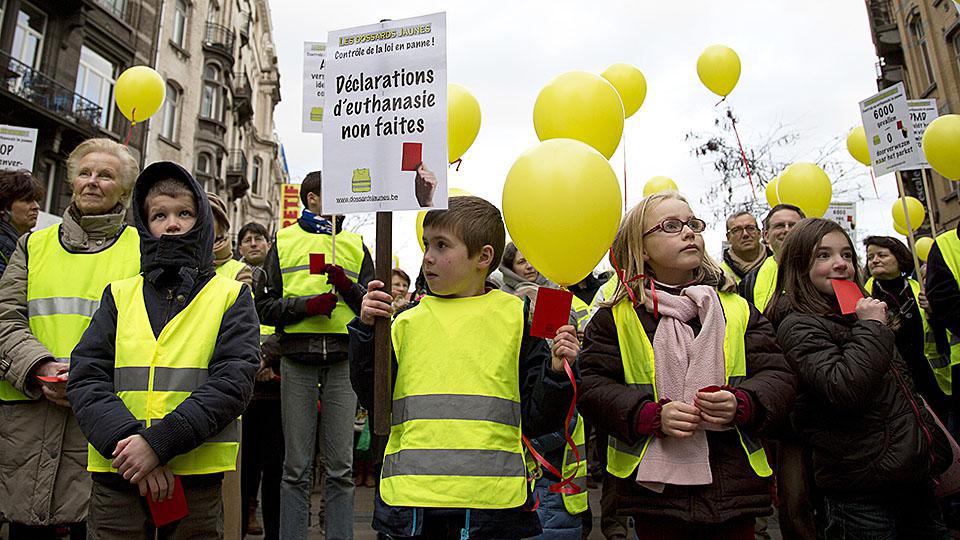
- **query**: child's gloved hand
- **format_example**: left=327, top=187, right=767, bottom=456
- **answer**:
left=360, top=280, right=395, bottom=326
left=323, top=264, right=353, bottom=295
left=112, top=434, right=160, bottom=484
left=660, top=401, right=700, bottom=438
left=306, top=292, right=338, bottom=317
left=550, top=324, right=579, bottom=373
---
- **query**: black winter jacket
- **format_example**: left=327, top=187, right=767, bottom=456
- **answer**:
left=776, top=311, right=950, bottom=502
left=926, top=224, right=960, bottom=347
left=0, top=218, right=21, bottom=276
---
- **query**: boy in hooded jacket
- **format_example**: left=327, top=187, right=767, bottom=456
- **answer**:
left=68, top=162, right=260, bottom=538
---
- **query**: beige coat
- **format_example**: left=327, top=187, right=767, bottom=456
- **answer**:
left=0, top=205, right=132, bottom=525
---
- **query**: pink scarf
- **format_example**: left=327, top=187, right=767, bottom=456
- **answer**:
left=635, top=284, right=728, bottom=492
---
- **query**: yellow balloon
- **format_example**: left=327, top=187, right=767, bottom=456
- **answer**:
left=894, top=221, right=908, bottom=236
left=915, top=237, right=934, bottom=262
left=846, top=126, right=871, bottom=166
left=533, top=71, right=624, bottom=159
left=765, top=177, right=780, bottom=208
left=696, top=45, right=741, bottom=98
left=922, top=114, right=960, bottom=181
left=416, top=188, right=472, bottom=251
left=642, top=176, right=678, bottom=196
left=777, top=162, right=832, bottom=218
left=448, top=84, right=481, bottom=163
left=114, top=66, right=165, bottom=123
left=503, top=139, right=622, bottom=286
left=601, top=63, right=647, bottom=119
left=891, top=196, right=925, bottom=230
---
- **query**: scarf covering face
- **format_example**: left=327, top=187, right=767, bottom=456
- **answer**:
left=299, top=209, right=333, bottom=234
left=634, top=284, right=729, bottom=492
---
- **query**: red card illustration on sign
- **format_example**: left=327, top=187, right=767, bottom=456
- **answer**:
left=309, top=253, right=326, bottom=274
left=401, top=142, right=423, bottom=172
left=831, top=279, right=864, bottom=315
left=530, top=287, right=574, bottom=339
left=147, top=476, right=188, bottom=526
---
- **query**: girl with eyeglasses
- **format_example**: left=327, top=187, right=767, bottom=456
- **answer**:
left=578, top=191, right=796, bottom=539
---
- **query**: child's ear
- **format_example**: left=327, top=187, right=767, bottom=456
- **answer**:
left=477, top=244, right=495, bottom=272
left=642, top=250, right=650, bottom=262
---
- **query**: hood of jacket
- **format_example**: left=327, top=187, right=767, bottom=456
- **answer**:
left=498, top=262, right=553, bottom=294
left=131, top=161, right=214, bottom=275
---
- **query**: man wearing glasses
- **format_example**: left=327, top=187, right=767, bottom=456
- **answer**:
left=739, top=204, right=806, bottom=313
left=721, top=211, right=769, bottom=284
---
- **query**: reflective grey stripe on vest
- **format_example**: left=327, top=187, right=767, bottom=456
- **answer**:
left=571, top=476, right=587, bottom=492
left=728, top=376, right=745, bottom=387
left=28, top=297, right=99, bottom=318
left=566, top=444, right=586, bottom=466
left=609, top=434, right=648, bottom=458
left=382, top=448, right=525, bottom=478
left=115, top=367, right=208, bottom=392
left=280, top=265, right=359, bottom=279
left=626, top=383, right=654, bottom=395
left=138, top=418, right=239, bottom=443
left=392, top=394, right=521, bottom=427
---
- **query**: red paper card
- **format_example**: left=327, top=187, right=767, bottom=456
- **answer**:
left=831, top=279, right=864, bottom=315
left=699, top=385, right=722, bottom=394
left=147, top=476, right=188, bottom=527
left=401, top=142, right=422, bottom=171
left=36, top=374, right=68, bottom=383
left=309, top=253, right=326, bottom=274
left=530, top=287, right=574, bottom=339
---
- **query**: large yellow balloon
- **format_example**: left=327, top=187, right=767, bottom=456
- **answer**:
left=448, top=84, right=481, bottom=163
left=777, top=162, right=832, bottom=218
left=922, top=114, right=960, bottom=181
left=416, top=188, right=472, bottom=251
left=846, top=126, right=871, bottom=166
left=503, top=139, right=622, bottom=286
left=601, top=63, right=647, bottom=119
left=533, top=71, right=624, bottom=159
left=115, top=66, right=165, bottom=123
left=642, top=176, right=677, bottom=196
left=696, top=45, right=741, bottom=98
left=915, top=237, right=934, bottom=262
left=891, top=196, right=925, bottom=230
left=765, top=177, right=780, bottom=208
left=894, top=221, right=908, bottom=236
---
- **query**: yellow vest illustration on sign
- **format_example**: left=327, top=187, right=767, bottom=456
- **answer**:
left=352, top=168, right=371, bottom=193
left=310, top=107, right=324, bottom=122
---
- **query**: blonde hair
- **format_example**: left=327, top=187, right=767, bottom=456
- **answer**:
left=605, top=191, right=728, bottom=307
left=66, top=138, right=140, bottom=206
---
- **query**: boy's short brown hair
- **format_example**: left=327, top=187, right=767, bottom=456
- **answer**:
left=422, top=196, right=505, bottom=276
left=144, top=178, right=196, bottom=213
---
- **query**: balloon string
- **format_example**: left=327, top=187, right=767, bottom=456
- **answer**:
left=607, top=246, right=645, bottom=308
left=123, top=122, right=135, bottom=147
left=622, top=131, right=628, bottom=212
left=450, top=158, right=462, bottom=172
left=728, top=109, right=757, bottom=200
left=869, top=167, right=879, bottom=199
left=714, top=96, right=727, bottom=107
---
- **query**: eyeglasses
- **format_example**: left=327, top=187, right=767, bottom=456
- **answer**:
left=727, top=225, right=760, bottom=236
left=643, top=218, right=707, bottom=237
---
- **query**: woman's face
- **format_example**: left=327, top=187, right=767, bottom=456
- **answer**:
left=809, top=231, right=856, bottom=296
left=641, top=198, right=704, bottom=284
left=72, top=151, right=124, bottom=215
left=9, top=197, right=39, bottom=234
left=511, top=252, right=539, bottom=282
left=866, top=245, right=900, bottom=280
left=391, top=275, right=409, bottom=299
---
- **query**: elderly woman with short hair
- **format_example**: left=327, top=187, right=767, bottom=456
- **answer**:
left=0, top=138, right=141, bottom=539
left=0, top=169, right=45, bottom=275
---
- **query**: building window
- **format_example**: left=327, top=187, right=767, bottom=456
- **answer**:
left=954, top=32, right=960, bottom=74
left=172, top=0, right=188, bottom=47
left=75, top=46, right=117, bottom=130
left=161, top=82, right=181, bottom=141
left=197, top=152, right=212, bottom=174
left=909, top=14, right=936, bottom=89
left=12, top=2, right=45, bottom=69
left=200, top=64, right=225, bottom=122
left=207, top=0, right=219, bottom=23
left=251, top=157, right=261, bottom=195
left=95, top=0, right=125, bottom=19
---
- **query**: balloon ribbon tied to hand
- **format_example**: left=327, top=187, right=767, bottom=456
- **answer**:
left=123, top=108, right=137, bottom=147
left=521, top=358, right=582, bottom=495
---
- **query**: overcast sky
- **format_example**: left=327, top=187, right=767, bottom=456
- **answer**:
left=268, top=0, right=903, bottom=279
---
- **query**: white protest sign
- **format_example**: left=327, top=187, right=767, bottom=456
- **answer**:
left=826, top=202, right=857, bottom=241
left=323, top=12, right=447, bottom=214
left=0, top=124, right=38, bottom=171
left=859, top=82, right=921, bottom=177
left=907, top=99, right=938, bottom=169
left=302, top=42, right=326, bottom=133
left=954, top=1, right=960, bottom=15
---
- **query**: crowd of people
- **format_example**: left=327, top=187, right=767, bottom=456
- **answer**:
left=0, top=135, right=959, bottom=540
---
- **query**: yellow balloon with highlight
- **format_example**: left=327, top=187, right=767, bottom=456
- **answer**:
left=696, top=45, right=741, bottom=98
left=891, top=196, right=925, bottom=230
left=642, top=176, right=678, bottom=196
left=765, top=177, right=780, bottom=208
left=922, top=114, right=960, bottom=181
left=894, top=221, right=908, bottom=236
left=416, top=188, right=472, bottom=251
left=114, top=66, right=165, bottom=123
left=533, top=71, right=624, bottom=159
left=601, top=63, right=647, bottom=119
left=503, top=139, right=622, bottom=286
left=776, top=162, right=832, bottom=218
left=448, top=84, right=481, bottom=163
left=846, top=126, right=871, bottom=166
left=915, top=237, right=934, bottom=261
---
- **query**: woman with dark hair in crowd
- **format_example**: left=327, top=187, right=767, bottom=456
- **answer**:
left=0, top=169, right=44, bottom=275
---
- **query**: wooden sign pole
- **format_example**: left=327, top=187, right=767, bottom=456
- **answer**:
left=373, top=211, right=393, bottom=436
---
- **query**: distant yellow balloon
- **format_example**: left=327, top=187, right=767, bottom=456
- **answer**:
left=922, top=114, right=960, bottom=180
left=642, top=176, right=678, bottom=196
left=448, top=84, right=481, bottom=163
left=503, top=139, right=622, bottom=286
left=114, top=66, right=165, bottom=123
left=891, top=196, right=925, bottom=230
left=533, top=71, right=624, bottom=159
left=601, top=63, right=647, bottom=119
left=416, top=188, right=472, bottom=251
left=696, top=45, right=741, bottom=98
left=765, top=177, right=780, bottom=208
left=846, top=126, right=871, bottom=166
left=915, top=237, right=934, bottom=261
left=777, top=162, right=832, bottom=218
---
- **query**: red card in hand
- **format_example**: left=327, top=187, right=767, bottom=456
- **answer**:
left=36, top=374, right=68, bottom=383
left=147, top=476, right=188, bottom=527
left=530, top=287, right=574, bottom=339
left=401, top=142, right=422, bottom=171
left=831, top=279, right=864, bottom=315
left=699, top=385, right=722, bottom=393
left=309, top=253, right=326, bottom=274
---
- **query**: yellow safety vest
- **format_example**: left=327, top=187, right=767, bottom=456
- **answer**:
left=606, top=292, right=772, bottom=479
left=215, top=258, right=246, bottom=280
left=586, top=275, right=620, bottom=327
left=752, top=257, right=779, bottom=313
left=275, top=224, right=364, bottom=334
left=525, top=413, right=589, bottom=515
left=87, top=273, right=243, bottom=475
left=381, top=290, right=528, bottom=509
left=720, top=260, right=742, bottom=284
left=930, top=230, right=960, bottom=394
left=571, top=295, right=590, bottom=333
left=0, top=225, right=140, bottom=402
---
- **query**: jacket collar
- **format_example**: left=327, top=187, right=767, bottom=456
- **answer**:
left=59, top=203, right=127, bottom=251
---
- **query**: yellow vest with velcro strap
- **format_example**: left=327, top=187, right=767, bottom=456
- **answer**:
left=0, top=224, right=140, bottom=402
left=525, top=413, right=589, bottom=515
left=606, top=292, right=772, bottom=479
left=275, top=224, right=364, bottom=334
left=571, top=295, right=590, bottom=333
left=87, top=273, right=243, bottom=475
left=381, top=290, right=528, bottom=509
left=752, top=257, right=779, bottom=313
left=586, top=275, right=620, bottom=326
left=720, top=260, right=742, bottom=284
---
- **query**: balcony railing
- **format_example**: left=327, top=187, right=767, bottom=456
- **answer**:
left=226, top=149, right=249, bottom=199
left=203, top=22, right=236, bottom=56
left=0, top=50, right=103, bottom=128
left=869, top=0, right=895, bottom=28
